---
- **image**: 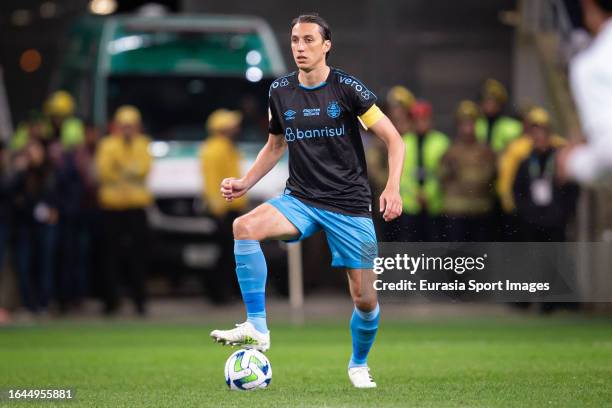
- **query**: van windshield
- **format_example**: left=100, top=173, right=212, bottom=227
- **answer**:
left=108, top=29, right=273, bottom=74
left=107, top=75, right=272, bottom=142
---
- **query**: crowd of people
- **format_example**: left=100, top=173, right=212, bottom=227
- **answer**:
left=368, top=79, right=579, bottom=243
left=0, top=77, right=580, bottom=321
left=0, top=92, right=154, bottom=320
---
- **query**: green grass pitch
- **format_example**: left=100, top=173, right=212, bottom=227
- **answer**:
left=1, top=317, right=611, bottom=407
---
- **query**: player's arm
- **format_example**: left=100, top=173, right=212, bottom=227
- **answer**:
left=221, top=133, right=287, bottom=202
left=361, top=105, right=405, bottom=222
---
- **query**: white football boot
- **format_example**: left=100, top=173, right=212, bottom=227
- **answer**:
left=348, top=366, right=377, bottom=388
left=210, top=321, right=270, bottom=352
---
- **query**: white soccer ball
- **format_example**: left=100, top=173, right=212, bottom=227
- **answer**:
left=224, top=349, right=272, bottom=391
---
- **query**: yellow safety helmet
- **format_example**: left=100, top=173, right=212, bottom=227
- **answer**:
left=481, top=79, right=508, bottom=105
left=386, top=86, right=415, bottom=110
left=114, top=105, right=142, bottom=126
left=206, top=109, right=242, bottom=133
left=525, top=106, right=551, bottom=127
left=456, top=100, right=480, bottom=121
left=44, top=90, right=75, bottom=117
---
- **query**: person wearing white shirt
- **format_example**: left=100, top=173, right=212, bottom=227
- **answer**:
left=558, top=0, right=612, bottom=185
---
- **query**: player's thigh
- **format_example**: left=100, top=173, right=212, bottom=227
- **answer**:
left=322, top=212, right=377, bottom=269
left=347, top=268, right=378, bottom=311
left=233, top=203, right=300, bottom=241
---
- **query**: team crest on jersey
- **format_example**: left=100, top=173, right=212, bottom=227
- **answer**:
left=326, top=101, right=341, bottom=118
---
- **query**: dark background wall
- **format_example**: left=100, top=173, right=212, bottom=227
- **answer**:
left=186, top=0, right=518, bottom=133
left=1, top=0, right=516, bottom=134
left=0, top=0, right=86, bottom=127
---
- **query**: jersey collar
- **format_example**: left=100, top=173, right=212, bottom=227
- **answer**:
left=295, top=67, right=333, bottom=91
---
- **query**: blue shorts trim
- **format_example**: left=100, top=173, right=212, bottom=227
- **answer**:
left=266, top=194, right=377, bottom=269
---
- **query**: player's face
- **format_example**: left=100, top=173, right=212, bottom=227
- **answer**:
left=291, top=23, right=331, bottom=70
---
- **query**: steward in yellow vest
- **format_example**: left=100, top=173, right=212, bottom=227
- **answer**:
left=475, top=79, right=522, bottom=153
left=11, top=91, right=85, bottom=151
left=200, top=109, right=247, bottom=217
left=199, top=108, right=247, bottom=303
left=373, top=86, right=415, bottom=241
left=96, top=107, right=152, bottom=210
left=399, top=101, right=450, bottom=241
left=95, top=105, right=151, bottom=316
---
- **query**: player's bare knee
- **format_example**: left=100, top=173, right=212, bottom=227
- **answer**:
left=233, top=216, right=258, bottom=240
left=352, top=293, right=377, bottom=312
left=354, top=299, right=377, bottom=313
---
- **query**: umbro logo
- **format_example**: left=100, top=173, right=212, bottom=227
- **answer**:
left=284, top=110, right=296, bottom=120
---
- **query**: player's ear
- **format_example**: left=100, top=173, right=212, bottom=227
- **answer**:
left=323, top=40, right=331, bottom=54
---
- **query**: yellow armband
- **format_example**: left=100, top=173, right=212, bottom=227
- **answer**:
left=358, top=104, right=384, bottom=129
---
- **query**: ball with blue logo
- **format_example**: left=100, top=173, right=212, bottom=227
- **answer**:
left=224, top=349, right=272, bottom=391
left=327, top=101, right=342, bottom=118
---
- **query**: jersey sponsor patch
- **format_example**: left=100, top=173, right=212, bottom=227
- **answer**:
left=302, top=108, right=320, bottom=117
left=338, top=75, right=373, bottom=101
left=284, top=125, right=345, bottom=142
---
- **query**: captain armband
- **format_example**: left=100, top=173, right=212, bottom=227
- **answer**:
left=358, top=104, right=385, bottom=130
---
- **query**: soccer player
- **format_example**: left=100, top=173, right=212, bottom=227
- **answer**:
left=210, top=13, right=405, bottom=388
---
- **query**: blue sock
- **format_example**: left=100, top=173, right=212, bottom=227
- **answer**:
left=348, top=303, right=380, bottom=368
left=234, top=240, right=268, bottom=334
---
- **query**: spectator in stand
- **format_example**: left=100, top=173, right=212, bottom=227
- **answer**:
left=12, top=139, right=59, bottom=315
left=55, top=128, right=86, bottom=313
left=399, top=100, right=450, bottom=241
left=375, top=86, right=415, bottom=241
left=476, top=79, right=523, bottom=154
left=200, top=109, right=247, bottom=303
left=96, top=106, right=152, bottom=316
left=440, top=101, right=497, bottom=242
left=74, top=123, right=103, bottom=302
left=498, top=107, right=568, bottom=215
left=475, top=79, right=524, bottom=241
left=513, top=107, right=579, bottom=241
left=385, top=86, right=414, bottom=136
left=11, top=91, right=84, bottom=151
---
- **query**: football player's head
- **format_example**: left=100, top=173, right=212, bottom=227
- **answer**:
left=290, top=13, right=332, bottom=71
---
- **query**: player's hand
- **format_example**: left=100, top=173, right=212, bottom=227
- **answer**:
left=220, top=177, right=249, bottom=202
left=379, top=187, right=402, bottom=222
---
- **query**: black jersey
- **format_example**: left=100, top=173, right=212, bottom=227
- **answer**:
left=268, top=67, right=377, bottom=216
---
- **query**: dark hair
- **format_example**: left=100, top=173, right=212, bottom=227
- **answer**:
left=291, top=13, right=332, bottom=58
left=595, top=0, right=612, bottom=11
